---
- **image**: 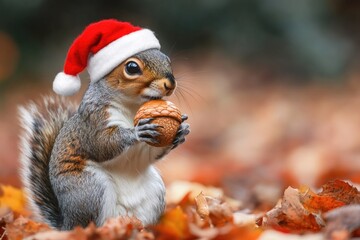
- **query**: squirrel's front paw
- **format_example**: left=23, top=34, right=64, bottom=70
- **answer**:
left=172, top=114, right=190, bottom=149
left=135, top=118, right=160, bottom=144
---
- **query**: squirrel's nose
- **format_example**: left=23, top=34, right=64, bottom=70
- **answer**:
left=164, top=82, right=173, bottom=91
left=162, top=73, right=176, bottom=96
left=166, top=73, right=175, bottom=86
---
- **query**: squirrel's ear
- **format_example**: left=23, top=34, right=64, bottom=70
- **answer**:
left=53, top=72, right=81, bottom=96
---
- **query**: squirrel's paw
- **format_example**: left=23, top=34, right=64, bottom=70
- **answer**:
left=172, top=114, right=190, bottom=149
left=135, top=118, right=160, bottom=144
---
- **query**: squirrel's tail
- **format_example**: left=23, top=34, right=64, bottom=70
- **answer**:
left=19, top=96, right=77, bottom=228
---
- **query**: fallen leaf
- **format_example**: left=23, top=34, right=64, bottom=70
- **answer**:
left=26, top=216, right=150, bottom=240
left=6, top=216, right=50, bottom=240
left=213, top=225, right=262, bottom=240
left=233, top=212, right=258, bottom=227
left=0, top=185, right=27, bottom=216
left=258, top=230, right=324, bottom=240
left=195, top=192, right=209, bottom=219
left=318, top=180, right=360, bottom=205
left=207, top=196, right=233, bottom=227
left=1, top=179, right=358, bottom=239
left=95, top=217, right=145, bottom=240
left=262, top=180, right=360, bottom=233
left=324, top=204, right=360, bottom=240
left=189, top=221, right=262, bottom=240
left=24, top=230, right=77, bottom=240
left=300, top=186, right=345, bottom=213
left=154, top=206, right=189, bottom=239
left=0, top=208, right=13, bottom=240
left=188, top=223, right=221, bottom=239
left=299, top=180, right=360, bottom=216
left=262, top=187, right=323, bottom=232
left=0, top=218, right=7, bottom=240
left=166, top=181, right=226, bottom=205
left=177, top=192, right=193, bottom=209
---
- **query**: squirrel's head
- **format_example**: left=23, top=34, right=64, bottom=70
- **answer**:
left=105, top=49, right=175, bottom=104
left=52, top=20, right=175, bottom=100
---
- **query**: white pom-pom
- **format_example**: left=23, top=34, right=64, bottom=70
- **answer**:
left=53, top=72, right=81, bottom=96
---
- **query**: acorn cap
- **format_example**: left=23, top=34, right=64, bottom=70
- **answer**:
left=134, top=100, right=182, bottom=126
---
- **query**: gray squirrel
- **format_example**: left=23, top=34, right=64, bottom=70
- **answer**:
left=19, top=19, right=190, bottom=230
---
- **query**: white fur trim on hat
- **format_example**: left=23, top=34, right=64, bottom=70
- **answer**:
left=53, top=72, right=81, bottom=96
left=88, top=29, right=160, bottom=82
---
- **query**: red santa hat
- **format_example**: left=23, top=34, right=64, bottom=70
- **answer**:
left=53, top=19, right=160, bottom=96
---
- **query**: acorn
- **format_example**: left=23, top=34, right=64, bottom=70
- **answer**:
left=134, top=100, right=182, bottom=147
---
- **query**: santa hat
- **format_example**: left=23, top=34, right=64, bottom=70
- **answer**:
left=53, top=19, right=160, bottom=96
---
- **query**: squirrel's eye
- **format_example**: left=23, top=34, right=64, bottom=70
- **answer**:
left=125, top=61, right=141, bottom=75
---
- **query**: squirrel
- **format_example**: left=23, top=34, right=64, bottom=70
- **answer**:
left=18, top=20, right=190, bottom=230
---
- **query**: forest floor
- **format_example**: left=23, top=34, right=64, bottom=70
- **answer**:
left=0, top=57, right=360, bottom=239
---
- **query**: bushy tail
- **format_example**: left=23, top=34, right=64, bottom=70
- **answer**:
left=19, top=96, right=77, bottom=228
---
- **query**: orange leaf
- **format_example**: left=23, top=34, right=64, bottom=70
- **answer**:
left=27, top=216, right=150, bottom=240
left=177, top=192, right=194, bottom=209
left=214, top=226, right=262, bottom=240
left=262, top=180, right=360, bottom=233
left=300, top=180, right=360, bottom=214
left=319, top=180, right=360, bottom=204
left=6, top=216, right=50, bottom=240
left=154, top=206, right=189, bottom=239
left=262, top=187, right=323, bottom=233
left=0, top=185, right=28, bottom=216
left=300, top=186, right=345, bottom=213
left=189, top=223, right=262, bottom=240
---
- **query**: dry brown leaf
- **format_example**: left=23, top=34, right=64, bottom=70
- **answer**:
left=97, top=216, right=144, bottom=238
left=262, top=180, right=360, bottom=234
left=2, top=179, right=358, bottom=239
left=23, top=230, right=77, bottom=240
left=319, top=180, right=360, bottom=204
left=300, top=186, right=345, bottom=213
left=6, top=216, right=50, bottom=240
left=262, top=187, right=323, bottom=232
left=207, top=196, right=233, bottom=227
left=26, top=216, right=150, bottom=240
left=193, top=192, right=234, bottom=227
left=154, top=188, right=261, bottom=240
left=299, top=180, right=359, bottom=215
left=0, top=208, right=14, bottom=240
left=195, top=191, right=209, bottom=219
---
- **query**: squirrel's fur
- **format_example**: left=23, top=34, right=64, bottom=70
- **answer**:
left=19, top=49, right=190, bottom=230
left=19, top=97, right=77, bottom=229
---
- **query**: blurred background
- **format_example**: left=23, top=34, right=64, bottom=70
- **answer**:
left=1, top=0, right=360, bottom=209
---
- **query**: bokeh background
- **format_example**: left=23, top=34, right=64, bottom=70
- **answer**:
left=1, top=0, right=360, bottom=209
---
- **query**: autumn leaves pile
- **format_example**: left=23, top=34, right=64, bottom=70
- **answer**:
left=0, top=179, right=359, bottom=240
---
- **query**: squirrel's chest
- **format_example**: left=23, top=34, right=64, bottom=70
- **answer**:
left=106, top=104, right=134, bottom=128
left=101, top=164, right=165, bottom=224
